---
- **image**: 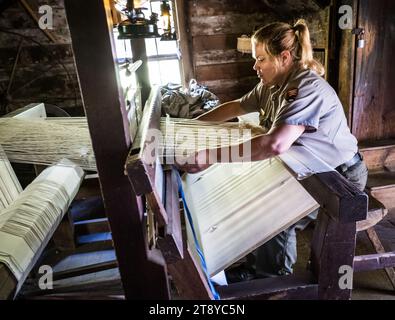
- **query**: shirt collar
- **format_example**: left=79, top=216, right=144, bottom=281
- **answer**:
left=266, top=65, right=306, bottom=94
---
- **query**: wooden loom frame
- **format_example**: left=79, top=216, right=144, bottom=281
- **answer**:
left=65, top=0, right=368, bottom=300
left=125, top=87, right=369, bottom=300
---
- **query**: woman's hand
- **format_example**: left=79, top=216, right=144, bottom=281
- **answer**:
left=176, top=149, right=213, bottom=173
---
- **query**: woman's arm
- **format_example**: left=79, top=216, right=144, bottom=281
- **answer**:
left=238, top=124, right=306, bottom=162
left=177, top=124, right=305, bottom=173
left=195, top=100, right=247, bottom=122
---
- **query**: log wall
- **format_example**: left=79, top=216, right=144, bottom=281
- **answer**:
left=184, top=0, right=330, bottom=102
left=0, top=0, right=83, bottom=116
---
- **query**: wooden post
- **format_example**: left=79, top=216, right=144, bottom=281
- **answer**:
left=174, top=0, right=194, bottom=86
left=130, top=38, right=151, bottom=104
left=163, top=168, right=213, bottom=299
left=310, top=212, right=357, bottom=300
left=332, top=0, right=359, bottom=125
left=64, top=0, right=170, bottom=299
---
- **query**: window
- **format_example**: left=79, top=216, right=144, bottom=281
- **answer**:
left=113, top=0, right=181, bottom=87
left=145, top=0, right=181, bottom=86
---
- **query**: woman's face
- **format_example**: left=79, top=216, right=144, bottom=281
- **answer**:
left=252, top=43, right=282, bottom=87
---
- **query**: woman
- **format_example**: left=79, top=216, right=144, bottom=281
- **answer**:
left=178, top=20, right=368, bottom=280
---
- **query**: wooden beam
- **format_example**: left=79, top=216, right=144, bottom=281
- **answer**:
left=25, top=292, right=124, bottom=300
left=74, top=218, right=110, bottom=236
left=64, top=0, right=170, bottom=299
left=19, top=0, right=58, bottom=43
left=354, top=251, right=395, bottom=272
left=168, top=247, right=214, bottom=300
left=159, top=168, right=213, bottom=299
left=300, top=171, right=368, bottom=223
left=157, top=168, right=183, bottom=263
left=356, top=196, right=387, bottom=232
left=126, top=87, right=168, bottom=227
left=217, top=272, right=318, bottom=300
left=360, top=139, right=395, bottom=171
left=22, top=278, right=123, bottom=298
left=52, top=260, right=118, bottom=281
left=174, top=0, right=194, bottom=85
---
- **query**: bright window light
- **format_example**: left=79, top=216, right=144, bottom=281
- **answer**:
left=148, top=59, right=181, bottom=86
left=112, top=0, right=181, bottom=87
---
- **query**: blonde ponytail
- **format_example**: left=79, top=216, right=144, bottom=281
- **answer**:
left=293, top=19, right=325, bottom=76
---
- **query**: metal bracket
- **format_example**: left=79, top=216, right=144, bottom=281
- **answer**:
left=351, top=27, right=365, bottom=35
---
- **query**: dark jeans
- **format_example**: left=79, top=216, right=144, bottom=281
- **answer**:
left=252, top=160, right=369, bottom=277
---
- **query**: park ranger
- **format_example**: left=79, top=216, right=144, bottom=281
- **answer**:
left=178, top=20, right=368, bottom=281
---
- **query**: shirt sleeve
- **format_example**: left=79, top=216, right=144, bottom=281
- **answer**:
left=239, top=82, right=268, bottom=114
left=274, top=79, right=323, bottom=132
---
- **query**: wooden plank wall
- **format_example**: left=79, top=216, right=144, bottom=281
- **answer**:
left=0, top=0, right=83, bottom=116
left=352, top=0, right=395, bottom=142
left=185, top=0, right=330, bottom=103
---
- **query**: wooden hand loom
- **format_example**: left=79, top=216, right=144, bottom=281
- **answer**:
left=125, top=87, right=368, bottom=300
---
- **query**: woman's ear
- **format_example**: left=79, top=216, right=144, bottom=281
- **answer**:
left=280, top=50, right=292, bottom=67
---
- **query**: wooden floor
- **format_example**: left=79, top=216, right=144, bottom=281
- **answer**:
left=295, top=209, right=395, bottom=300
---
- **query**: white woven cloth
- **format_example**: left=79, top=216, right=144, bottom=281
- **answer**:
left=0, top=158, right=84, bottom=291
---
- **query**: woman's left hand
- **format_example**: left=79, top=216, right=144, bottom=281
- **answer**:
left=176, top=150, right=213, bottom=173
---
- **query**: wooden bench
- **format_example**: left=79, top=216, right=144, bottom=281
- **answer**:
left=356, top=140, right=395, bottom=290
left=360, top=139, right=395, bottom=209
left=354, top=195, right=395, bottom=290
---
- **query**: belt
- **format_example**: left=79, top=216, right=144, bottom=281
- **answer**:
left=335, top=152, right=363, bottom=173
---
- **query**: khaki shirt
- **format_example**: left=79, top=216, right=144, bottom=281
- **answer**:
left=240, top=67, right=358, bottom=168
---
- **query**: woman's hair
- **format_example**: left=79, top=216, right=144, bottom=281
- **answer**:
left=252, top=19, right=325, bottom=76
